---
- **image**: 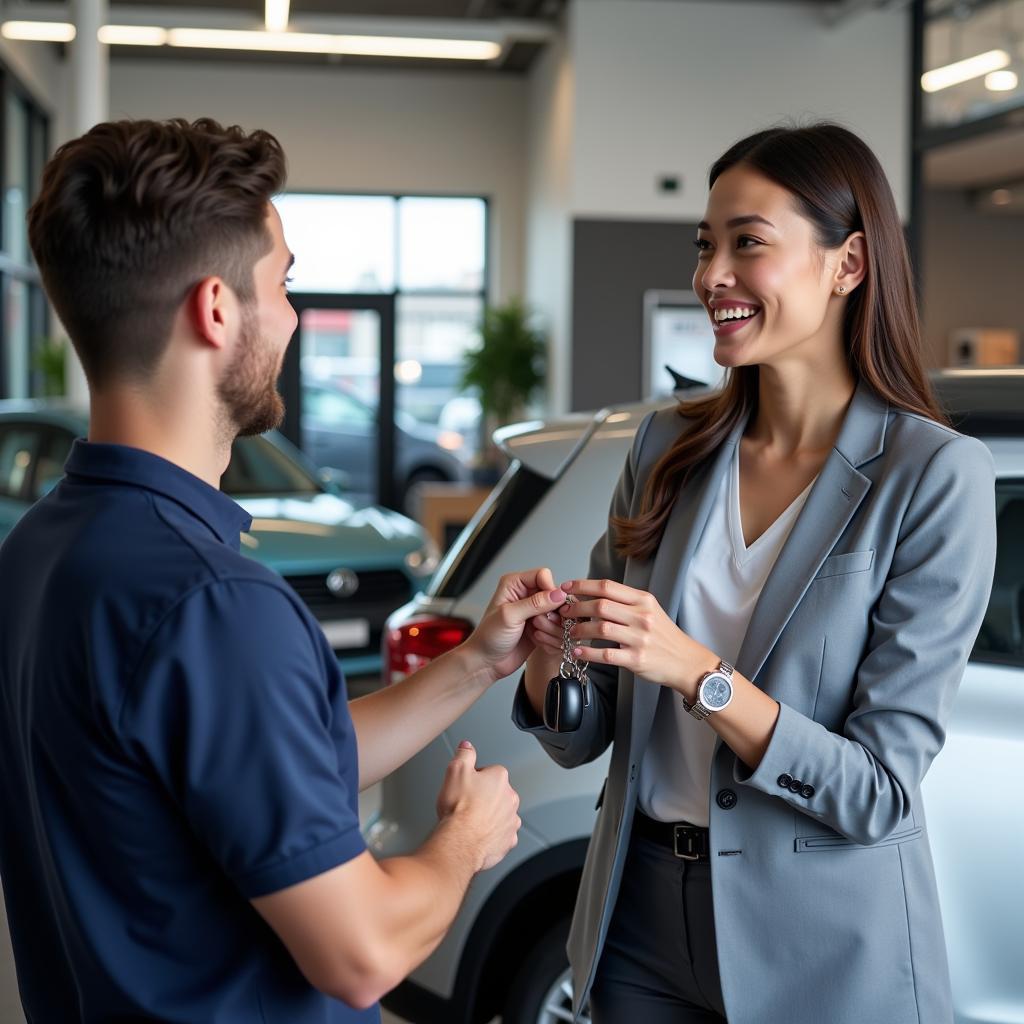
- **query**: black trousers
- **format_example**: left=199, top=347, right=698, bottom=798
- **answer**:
left=589, top=827, right=727, bottom=1023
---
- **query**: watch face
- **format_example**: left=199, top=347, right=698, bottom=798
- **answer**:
left=700, top=673, right=733, bottom=710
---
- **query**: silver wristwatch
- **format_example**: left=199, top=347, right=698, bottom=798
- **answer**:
left=683, top=660, right=735, bottom=722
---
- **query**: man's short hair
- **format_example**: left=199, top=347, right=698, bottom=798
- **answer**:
left=28, top=118, right=287, bottom=388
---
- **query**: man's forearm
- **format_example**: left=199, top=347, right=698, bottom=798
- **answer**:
left=349, top=645, right=494, bottom=790
left=367, top=814, right=482, bottom=994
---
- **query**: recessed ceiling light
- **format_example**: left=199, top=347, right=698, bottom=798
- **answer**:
left=991, top=188, right=1013, bottom=205
left=985, top=69, right=1018, bottom=92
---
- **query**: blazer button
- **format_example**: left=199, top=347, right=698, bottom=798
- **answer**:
left=777, top=773, right=793, bottom=789
left=800, top=784, right=815, bottom=798
left=716, top=789, right=737, bottom=810
left=630, top=763, right=638, bottom=781
left=788, top=779, right=803, bottom=794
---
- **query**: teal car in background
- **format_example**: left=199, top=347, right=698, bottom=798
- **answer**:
left=0, top=400, right=439, bottom=677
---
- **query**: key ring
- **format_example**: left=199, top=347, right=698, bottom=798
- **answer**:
left=559, top=595, right=590, bottom=682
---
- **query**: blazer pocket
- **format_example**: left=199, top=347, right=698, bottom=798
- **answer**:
left=795, top=825, right=922, bottom=853
left=812, top=548, right=875, bottom=581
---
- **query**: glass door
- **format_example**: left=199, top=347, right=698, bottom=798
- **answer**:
left=279, top=293, right=396, bottom=510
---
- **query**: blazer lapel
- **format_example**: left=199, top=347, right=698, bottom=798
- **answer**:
left=629, top=415, right=748, bottom=751
left=735, top=379, right=889, bottom=686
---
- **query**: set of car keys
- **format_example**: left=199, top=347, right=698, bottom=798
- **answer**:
left=542, top=595, right=591, bottom=732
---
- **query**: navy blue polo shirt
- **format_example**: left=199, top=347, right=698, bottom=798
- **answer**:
left=0, top=440, right=376, bottom=1023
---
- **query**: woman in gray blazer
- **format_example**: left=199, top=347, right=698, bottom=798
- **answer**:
left=514, top=123, right=997, bottom=1024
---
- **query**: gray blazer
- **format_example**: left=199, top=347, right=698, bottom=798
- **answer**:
left=513, top=379, right=997, bottom=1024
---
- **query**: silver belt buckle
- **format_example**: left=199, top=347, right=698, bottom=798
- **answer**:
left=673, top=824, right=701, bottom=861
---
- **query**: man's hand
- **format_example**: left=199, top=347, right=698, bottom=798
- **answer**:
left=436, top=741, right=521, bottom=872
left=460, top=568, right=567, bottom=684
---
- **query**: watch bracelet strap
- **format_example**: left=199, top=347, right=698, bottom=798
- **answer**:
left=683, top=659, right=734, bottom=721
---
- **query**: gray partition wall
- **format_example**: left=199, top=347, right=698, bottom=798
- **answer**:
left=571, top=218, right=699, bottom=412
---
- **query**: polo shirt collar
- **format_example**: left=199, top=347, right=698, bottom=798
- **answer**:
left=64, top=440, right=252, bottom=544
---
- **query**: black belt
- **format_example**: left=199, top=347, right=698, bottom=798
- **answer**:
left=633, top=810, right=710, bottom=861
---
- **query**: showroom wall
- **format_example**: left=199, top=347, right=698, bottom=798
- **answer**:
left=570, top=0, right=910, bottom=222
left=108, top=60, right=530, bottom=307
left=920, top=187, right=1024, bottom=368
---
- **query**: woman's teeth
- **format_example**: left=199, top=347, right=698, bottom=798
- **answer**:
left=713, top=307, right=760, bottom=322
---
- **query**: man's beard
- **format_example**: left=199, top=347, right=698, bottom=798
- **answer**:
left=217, top=303, right=285, bottom=439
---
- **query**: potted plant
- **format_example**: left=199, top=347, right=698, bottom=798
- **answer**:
left=460, top=299, right=546, bottom=483
left=32, top=337, right=67, bottom=398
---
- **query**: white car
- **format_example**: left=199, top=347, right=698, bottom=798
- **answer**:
left=374, top=368, right=1024, bottom=1024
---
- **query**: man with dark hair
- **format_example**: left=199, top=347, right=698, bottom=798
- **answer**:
left=0, top=118, right=566, bottom=1022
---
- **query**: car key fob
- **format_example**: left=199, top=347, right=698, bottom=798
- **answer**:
left=543, top=674, right=587, bottom=732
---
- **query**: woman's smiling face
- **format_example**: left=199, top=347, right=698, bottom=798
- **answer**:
left=693, top=164, right=843, bottom=372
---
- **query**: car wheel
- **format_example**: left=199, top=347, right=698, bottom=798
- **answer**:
left=501, top=917, right=591, bottom=1024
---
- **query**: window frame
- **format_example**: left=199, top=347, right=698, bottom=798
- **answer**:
left=0, top=62, right=50, bottom=400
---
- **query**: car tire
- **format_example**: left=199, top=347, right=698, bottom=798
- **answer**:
left=501, top=916, right=591, bottom=1024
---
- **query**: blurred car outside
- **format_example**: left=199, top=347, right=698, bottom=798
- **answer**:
left=302, top=377, right=470, bottom=510
left=0, top=400, right=439, bottom=677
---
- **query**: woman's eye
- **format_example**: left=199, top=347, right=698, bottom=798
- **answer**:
left=736, top=236, right=761, bottom=249
left=284, top=275, right=294, bottom=288
left=693, top=238, right=711, bottom=256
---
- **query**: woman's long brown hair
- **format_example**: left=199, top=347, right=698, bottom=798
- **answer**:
left=614, top=123, right=947, bottom=561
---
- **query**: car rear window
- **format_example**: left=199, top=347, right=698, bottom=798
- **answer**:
left=431, top=461, right=552, bottom=598
left=973, top=478, right=1024, bottom=668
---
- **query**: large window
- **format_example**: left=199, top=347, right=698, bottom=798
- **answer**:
left=0, top=68, right=49, bottom=400
left=274, top=193, right=488, bottom=433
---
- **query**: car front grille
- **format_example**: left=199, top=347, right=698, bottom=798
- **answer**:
left=283, top=569, right=413, bottom=657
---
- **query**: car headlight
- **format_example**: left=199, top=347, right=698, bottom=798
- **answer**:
left=404, top=538, right=441, bottom=577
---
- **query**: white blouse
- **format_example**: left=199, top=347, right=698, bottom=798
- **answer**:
left=637, top=443, right=816, bottom=827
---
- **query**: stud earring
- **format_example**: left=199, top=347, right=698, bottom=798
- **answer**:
left=836, top=285, right=847, bottom=294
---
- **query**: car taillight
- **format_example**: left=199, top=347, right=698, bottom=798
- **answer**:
left=385, top=615, right=474, bottom=685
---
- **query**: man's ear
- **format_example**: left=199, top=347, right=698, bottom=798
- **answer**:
left=190, top=276, right=232, bottom=350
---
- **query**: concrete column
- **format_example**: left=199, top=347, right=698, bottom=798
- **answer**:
left=64, top=0, right=108, bottom=403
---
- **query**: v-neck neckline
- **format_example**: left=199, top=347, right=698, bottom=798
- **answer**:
left=728, top=444, right=815, bottom=566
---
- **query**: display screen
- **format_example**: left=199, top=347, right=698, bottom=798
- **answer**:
left=645, top=292, right=724, bottom=397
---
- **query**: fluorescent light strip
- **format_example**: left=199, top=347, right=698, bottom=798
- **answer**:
left=1, top=20, right=76, bottom=42
left=921, top=49, right=1010, bottom=92
left=166, top=28, right=501, bottom=60
left=1, top=20, right=501, bottom=60
left=98, top=25, right=168, bottom=46
left=265, top=0, right=290, bottom=33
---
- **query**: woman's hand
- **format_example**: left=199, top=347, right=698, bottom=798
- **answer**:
left=460, top=568, right=567, bottom=684
left=557, top=578, right=719, bottom=699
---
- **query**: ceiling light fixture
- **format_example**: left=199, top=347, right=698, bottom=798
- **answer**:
left=1, top=20, right=75, bottom=42
left=921, top=49, right=1010, bottom=92
left=991, top=188, right=1013, bottom=205
left=97, top=25, right=168, bottom=46
left=985, top=69, right=1018, bottom=91
left=165, top=28, right=500, bottom=60
left=265, top=0, right=290, bottom=34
